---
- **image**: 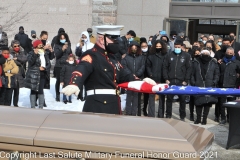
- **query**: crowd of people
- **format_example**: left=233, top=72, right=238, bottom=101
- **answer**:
left=0, top=24, right=240, bottom=126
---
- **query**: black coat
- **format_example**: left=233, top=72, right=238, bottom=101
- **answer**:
left=146, top=52, right=167, bottom=83
left=0, top=54, right=6, bottom=65
left=191, top=58, right=220, bottom=106
left=118, top=36, right=128, bottom=55
left=60, top=63, right=77, bottom=87
left=219, top=59, right=240, bottom=88
left=121, top=53, right=145, bottom=79
left=54, top=44, right=72, bottom=68
left=14, top=32, right=31, bottom=53
left=163, top=51, right=192, bottom=85
left=70, top=44, right=135, bottom=114
left=10, top=47, right=27, bottom=88
left=24, top=51, right=51, bottom=91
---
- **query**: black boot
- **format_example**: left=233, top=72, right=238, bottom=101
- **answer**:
left=56, top=94, right=60, bottom=102
left=43, top=100, right=47, bottom=107
left=202, top=106, right=210, bottom=125
left=63, top=100, right=68, bottom=104
left=194, top=106, right=202, bottom=124
left=143, top=106, right=148, bottom=116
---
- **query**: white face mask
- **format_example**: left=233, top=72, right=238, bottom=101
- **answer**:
left=84, top=39, right=88, bottom=43
left=38, top=49, right=44, bottom=54
left=69, top=61, right=74, bottom=64
left=142, top=48, right=148, bottom=52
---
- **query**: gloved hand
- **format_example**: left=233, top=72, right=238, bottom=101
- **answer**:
left=143, top=77, right=157, bottom=85
left=61, top=85, right=80, bottom=96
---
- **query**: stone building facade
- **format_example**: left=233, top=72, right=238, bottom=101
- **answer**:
left=0, top=0, right=170, bottom=48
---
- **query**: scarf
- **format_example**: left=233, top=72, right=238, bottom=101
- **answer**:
left=223, top=56, right=236, bottom=64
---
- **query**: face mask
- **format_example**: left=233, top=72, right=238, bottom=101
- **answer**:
left=163, top=40, right=167, bottom=43
left=225, top=54, right=233, bottom=59
left=174, top=48, right=181, bottom=54
left=172, top=36, right=176, bottom=39
left=106, top=42, right=119, bottom=54
left=142, top=48, right=148, bottom=52
left=201, top=54, right=211, bottom=61
left=199, top=38, right=202, bottom=41
left=41, top=40, right=46, bottom=46
left=131, top=49, right=137, bottom=54
left=32, top=35, right=36, bottom=39
left=206, top=47, right=212, bottom=51
left=156, top=48, right=162, bottom=53
left=60, top=39, right=66, bottom=44
left=19, top=30, right=24, bottom=34
left=84, top=39, right=88, bottom=43
left=192, top=46, right=199, bottom=50
left=202, top=40, right=206, bottom=44
left=148, top=41, right=152, bottom=46
left=38, top=49, right=44, bottom=54
left=69, top=61, right=74, bottom=64
left=218, top=42, right=222, bottom=46
left=195, top=55, right=200, bottom=58
left=129, top=37, right=134, bottom=42
left=2, top=54, right=9, bottom=59
left=13, top=47, right=20, bottom=52
left=88, top=32, right=92, bottom=37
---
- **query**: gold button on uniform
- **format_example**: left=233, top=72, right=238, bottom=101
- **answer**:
left=104, top=101, right=107, bottom=104
left=73, top=82, right=75, bottom=83
left=114, top=80, right=116, bottom=82
left=74, top=78, right=76, bottom=80
left=104, top=69, right=107, bottom=71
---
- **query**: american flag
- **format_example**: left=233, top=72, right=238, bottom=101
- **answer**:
left=118, top=81, right=240, bottom=96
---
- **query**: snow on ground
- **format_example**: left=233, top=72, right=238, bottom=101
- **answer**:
left=18, top=78, right=127, bottom=112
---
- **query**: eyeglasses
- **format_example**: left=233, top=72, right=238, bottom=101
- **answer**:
left=13, top=45, right=20, bottom=48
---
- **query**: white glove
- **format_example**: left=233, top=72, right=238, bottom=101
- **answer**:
left=61, top=85, right=80, bottom=96
left=76, top=43, right=80, bottom=47
left=143, top=77, right=157, bottom=85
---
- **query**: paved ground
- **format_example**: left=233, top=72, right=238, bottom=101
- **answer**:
left=150, top=99, right=240, bottom=160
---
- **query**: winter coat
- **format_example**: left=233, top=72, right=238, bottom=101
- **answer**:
left=24, top=51, right=51, bottom=91
left=2, top=59, right=19, bottom=88
left=51, top=28, right=65, bottom=48
left=163, top=51, right=192, bottom=85
left=54, top=44, right=72, bottom=68
left=0, top=55, right=6, bottom=87
left=191, top=58, right=220, bottom=106
left=75, top=31, right=94, bottom=57
left=219, top=59, right=240, bottom=88
left=14, top=32, right=31, bottom=53
left=118, top=36, right=128, bottom=55
left=121, top=53, right=145, bottom=79
left=146, top=52, right=167, bottom=83
left=60, top=63, right=77, bottom=87
left=9, top=47, right=27, bottom=88
left=0, top=32, right=8, bottom=48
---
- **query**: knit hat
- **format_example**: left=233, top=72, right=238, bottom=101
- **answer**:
left=32, top=40, right=42, bottom=48
left=31, top=30, right=36, bottom=36
left=170, top=31, right=177, bottom=36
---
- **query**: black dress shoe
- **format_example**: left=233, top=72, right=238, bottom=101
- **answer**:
left=166, top=116, right=171, bottom=119
left=43, top=101, right=47, bottom=107
left=56, top=95, right=60, bottom=102
left=194, top=120, right=201, bottom=124
left=68, top=100, right=72, bottom=103
left=190, top=116, right=194, bottom=121
left=201, top=119, right=207, bottom=125
left=220, top=120, right=226, bottom=125
left=63, top=100, right=68, bottom=104
left=14, top=105, right=18, bottom=107
left=214, top=117, right=219, bottom=122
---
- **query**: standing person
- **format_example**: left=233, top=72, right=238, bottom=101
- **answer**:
left=54, top=32, right=72, bottom=101
left=0, top=25, right=8, bottom=50
left=14, top=26, right=31, bottom=54
left=119, top=30, right=136, bottom=58
left=87, top=28, right=96, bottom=44
left=0, top=47, right=19, bottom=106
left=121, top=41, right=145, bottom=116
left=0, top=50, right=6, bottom=89
left=215, top=37, right=222, bottom=51
left=206, top=40, right=216, bottom=58
left=148, top=36, right=153, bottom=47
left=60, top=54, right=77, bottom=104
left=61, top=25, right=154, bottom=114
left=140, top=40, right=150, bottom=116
left=229, top=32, right=240, bottom=56
left=191, top=48, right=219, bottom=125
left=146, top=40, right=168, bottom=118
left=24, top=40, right=51, bottom=109
left=75, top=31, right=94, bottom=57
left=163, top=40, right=192, bottom=121
left=9, top=40, right=27, bottom=107
left=218, top=47, right=240, bottom=125
left=51, top=28, right=65, bottom=48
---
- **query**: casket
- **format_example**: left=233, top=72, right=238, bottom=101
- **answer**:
left=0, top=106, right=214, bottom=160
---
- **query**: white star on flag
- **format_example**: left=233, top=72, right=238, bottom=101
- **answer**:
left=167, top=89, right=175, bottom=91
left=199, top=87, right=207, bottom=89
left=179, top=86, right=187, bottom=90
left=207, top=89, right=216, bottom=92
left=220, top=88, right=228, bottom=91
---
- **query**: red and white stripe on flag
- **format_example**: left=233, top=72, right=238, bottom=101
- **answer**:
left=118, top=81, right=169, bottom=93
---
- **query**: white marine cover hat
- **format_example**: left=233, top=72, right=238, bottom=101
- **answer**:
left=95, top=25, right=124, bottom=36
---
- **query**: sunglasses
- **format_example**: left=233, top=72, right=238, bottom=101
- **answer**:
left=13, top=45, right=20, bottom=48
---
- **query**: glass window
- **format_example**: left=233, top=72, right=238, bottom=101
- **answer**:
left=169, top=20, right=186, bottom=35
left=199, top=19, right=211, bottom=24
left=225, top=20, right=237, bottom=25
left=211, top=19, right=224, bottom=25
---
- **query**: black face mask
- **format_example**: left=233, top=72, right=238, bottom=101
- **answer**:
left=192, top=46, right=199, bottom=50
left=225, top=54, right=233, bottom=59
left=206, top=47, right=212, bottom=51
left=156, top=48, right=162, bottom=53
left=106, top=42, right=119, bottom=54
left=201, top=54, right=211, bottom=62
left=221, top=45, right=230, bottom=52
left=19, top=30, right=24, bottom=34
left=41, top=40, right=47, bottom=46
left=32, top=35, right=36, bottom=39
left=195, top=54, right=200, bottom=58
